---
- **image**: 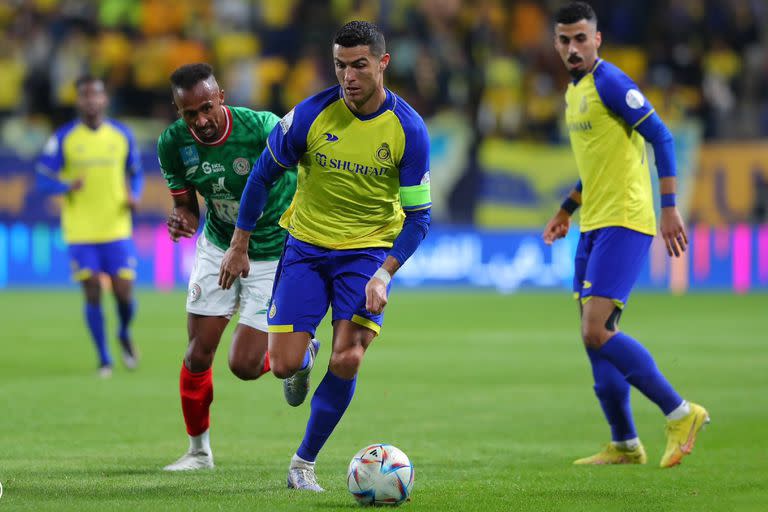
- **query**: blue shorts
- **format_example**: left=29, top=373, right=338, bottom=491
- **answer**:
left=268, top=235, right=389, bottom=337
left=573, top=227, right=652, bottom=307
left=68, top=239, right=137, bottom=281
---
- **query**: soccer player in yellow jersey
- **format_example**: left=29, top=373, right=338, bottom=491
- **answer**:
left=36, top=76, right=143, bottom=378
left=219, top=21, right=431, bottom=491
left=543, top=2, right=708, bottom=468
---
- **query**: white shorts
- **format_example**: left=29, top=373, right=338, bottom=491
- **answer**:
left=186, top=234, right=279, bottom=332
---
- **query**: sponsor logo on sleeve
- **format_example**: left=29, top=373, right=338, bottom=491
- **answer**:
left=279, top=109, right=295, bottom=134
left=420, top=171, right=430, bottom=185
left=180, top=145, right=200, bottom=166
left=43, top=135, right=58, bottom=155
left=625, top=89, right=645, bottom=109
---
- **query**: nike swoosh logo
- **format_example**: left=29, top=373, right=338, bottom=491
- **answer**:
left=253, top=309, right=268, bottom=315
left=680, top=417, right=699, bottom=453
left=324, top=133, right=339, bottom=142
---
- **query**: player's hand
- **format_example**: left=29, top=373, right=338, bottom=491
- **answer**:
left=167, top=207, right=198, bottom=242
left=660, top=207, right=688, bottom=257
left=69, top=178, right=84, bottom=192
left=365, top=276, right=388, bottom=315
left=219, top=247, right=249, bottom=290
left=542, top=210, right=571, bottom=245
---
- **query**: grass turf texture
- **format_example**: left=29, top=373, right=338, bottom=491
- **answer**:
left=0, top=290, right=766, bottom=511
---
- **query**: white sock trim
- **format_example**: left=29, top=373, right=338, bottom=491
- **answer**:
left=666, top=400, right=690, bottom=421
left=291, top=453, right=315, bottom=468
left=189, top=429, right=211, bottom=454
left=612, top=437, right=640, bottom=450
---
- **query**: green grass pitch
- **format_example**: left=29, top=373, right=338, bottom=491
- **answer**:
left=0, top=290, right=766, bottom=511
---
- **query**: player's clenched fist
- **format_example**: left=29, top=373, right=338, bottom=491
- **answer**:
left=365, top=276, right=388, bottom=314
left=218, top=247, right=249, bottom=289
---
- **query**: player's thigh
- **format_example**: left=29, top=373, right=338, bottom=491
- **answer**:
left=330, top=247, right=388, bottom=336
left=268, top=236, right=330, bottom=339
left=68, top=243, right=100, bottom=283
left=581, top=227, right=652, bottom=307
left=238, top=259, right=279, bottom=333
left=186, top=234, right=239, bottom=319
left=572, top=231, right=593, bottom=307
left=100, top=239, right=137, bottom=283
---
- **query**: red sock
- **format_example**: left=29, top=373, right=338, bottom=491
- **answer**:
left=261, top=351, right=271, bottom=376
left=180, top=363, right=213, bottom=436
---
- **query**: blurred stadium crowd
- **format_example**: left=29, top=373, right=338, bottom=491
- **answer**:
left=1, top=0, right=766, bottom=146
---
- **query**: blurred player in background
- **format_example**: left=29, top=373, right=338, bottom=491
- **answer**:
left=543, top=2, right=709, bottom=468
left=36, top=75, right=143, bottom=378
left=220, top=21, right=431, bottom=491
left=158, top=63, right=314, bottom=471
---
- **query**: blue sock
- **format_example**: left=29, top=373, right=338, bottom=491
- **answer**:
left=296, top=370, right=357, bottom=462
left=598, top=332, right=683, bottom=415
left=116, top=300, right=135, bottom=342
left=85, top=303, right=111, bottom=366
left=586, top=348, right=637, bottom=441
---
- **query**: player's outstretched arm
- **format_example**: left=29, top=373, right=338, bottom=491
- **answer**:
left=543, top=182, right=581, bottom=244
left=167, top=188, right=199, bottom=242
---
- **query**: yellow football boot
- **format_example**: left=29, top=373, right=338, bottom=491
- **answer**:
left=660, top=402, right=710, bottom=468
left=573, top=442, right=647, bottom=465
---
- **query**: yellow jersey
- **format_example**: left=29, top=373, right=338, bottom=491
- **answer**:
left=266, top=86, right=431, bottom=250
left=565, top=59, right=656, bottom=235
left=37, top=119, right=142, bottom=243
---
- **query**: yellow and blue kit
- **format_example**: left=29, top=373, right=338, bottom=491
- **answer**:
left=36, top=119, right=143, bottom=280
left=565, top=58, right=677, bottom=304
left=237, top=85, right=431, bottom=334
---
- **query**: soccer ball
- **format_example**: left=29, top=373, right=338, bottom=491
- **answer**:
left=347, top=444, right=414, bottom=506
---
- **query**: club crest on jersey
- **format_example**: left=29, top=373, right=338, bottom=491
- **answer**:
left=189, top=283, right=202, bottom=302
left=269, top=303, right=277, bottom=318
left=375, top=142, right=392, bottom=164
left=233, top=157, right=250, bottom=175
left=180, top=145, right=200, bottom=167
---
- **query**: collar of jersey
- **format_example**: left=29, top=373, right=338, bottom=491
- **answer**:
left=187, top=105, right=233, bottom=146
left=339, top=87, right=395, bottom=121
left=571, top=58, right=603, bottom=85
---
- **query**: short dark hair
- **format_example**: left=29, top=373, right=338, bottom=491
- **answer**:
left=75, top=74, right=103, bottom=90
left=555, top=2, right=598, bottom=26
left=333, top=21, right=386, bottom=56
left=170, top=63, right=215, bottom=90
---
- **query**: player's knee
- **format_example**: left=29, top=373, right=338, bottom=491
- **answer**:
left=581, top=322, right=610, bottom=349
left=185, top=339, right=215, bottom=372
left=329, top=346, right=364, bottom=377
left=229, top=358, right=260, bottom=381
left=269, top=354, right=302, bottom=379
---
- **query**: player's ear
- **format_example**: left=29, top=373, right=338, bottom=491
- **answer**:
left=379, top=53, right=390, bottom=72
left=595, top=31, right=602, bottom=50
left=218, top=88, right=225, bottom=104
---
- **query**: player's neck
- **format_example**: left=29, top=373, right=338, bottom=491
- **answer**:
left=345, top=87, right=387, bottom=116
left=81, top=116, right=104, bottom=130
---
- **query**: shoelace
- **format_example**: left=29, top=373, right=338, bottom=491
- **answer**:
left=294, top=467, right=319, bottom=487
